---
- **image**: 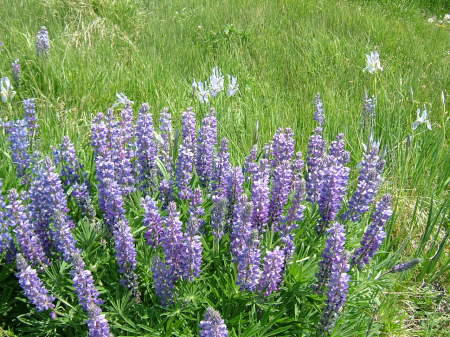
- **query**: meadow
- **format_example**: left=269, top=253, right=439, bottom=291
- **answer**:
left=0, top=0, right=449, bottom=336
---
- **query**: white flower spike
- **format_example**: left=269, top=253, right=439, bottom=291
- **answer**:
left=412, top=106, right=432, bottom=130
left=364, top=51, right=383, bottom=74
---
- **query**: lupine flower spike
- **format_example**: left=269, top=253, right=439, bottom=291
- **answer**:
left=12, top=59, right=21, bottom=86
left=36, top=26, right=50, bottom=56
left=200, top=307, right=229, bottom=337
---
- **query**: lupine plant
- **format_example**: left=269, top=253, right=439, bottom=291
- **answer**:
left=0, top=93, right=426, bottom=337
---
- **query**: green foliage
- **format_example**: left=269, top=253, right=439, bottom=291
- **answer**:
left=0, top=0, right=448, bottom=336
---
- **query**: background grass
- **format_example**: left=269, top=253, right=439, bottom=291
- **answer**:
left=0, top=0, right=449, bottom=336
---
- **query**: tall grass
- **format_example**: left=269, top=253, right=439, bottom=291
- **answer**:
left=0, top=0, right=449, bottom=336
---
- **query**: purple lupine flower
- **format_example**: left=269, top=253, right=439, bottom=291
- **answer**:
left=317, top=155, right=350, bottom=234
left=0, top=181, right=12, bottom=256
left=53, top=136, right=94, bottom=217
left=232, top=200, right=261, bottom=292
left=200, top=307, right=229, bottom=337
left=271, top=128, right=295, bottom=167
left=36, top=26, right=50, bottom=56
left=320, top=248, right=350, bottom=332
left=159, top=179, right=172, bottom=206
left=112, top=219, right=139, bottom=296
left=52, top=213, right=82, bottom=263
left=251, top=159, right=270, bottom=230
left=87, top=311, right=111, bottom=337
left=16, top=253, right=55, bottom=313
left=351, top=195, right=392, bottom=268
left=268, top=160, right=293, bottom=225
left=344, top=141, right=385, bottom=222
left=306, top=127, right=326, bottom=203
left=227, top=167, right=245, bottom=228
left=12, top=59, right=21, bottom=86
left=212, top=138, right=232, bottom=194
left=185, top=234, right=202, bottom=280
left=136, top=103, right=158, bottom=188
left=196, top=109, right=217, bottom=187
left=187, top=188, right=204, bottom=235
left=7, top=190, right=49, bottom=266
left=117, top=104, right=136, bottom=193
left=160, top=202, right=188, bottom=278
left=329, top=134, right=350, bottom=166
left=315, top=222, right=347, bottom=293
left=29, top=158, right=70, bottom=251
left=159, top=108, right=173, bottom=174
left=142, top=196, right=163, bottom=248
left=3, top=119, right=31, bottom=179
left=314, top=93, right=325, bottom=127
left=243, top=145, right=258, bottom=182
left=71, top=258, right=111, bottom=337
left=236, top=228, right=261, bottom=291
left=23, top=98, right=38, bottom=132
left=258, top=246, right=285, bottom=296
left=176, top=108, right=196, bottom=199
left=276, top=178, right=306, bottom=259
left=389, top=258, right=422, bottom=274
left=362, top=93, right=376, bottom=131
left=152, top=256, right=176, bottom=306
left=70, top=260, right=104, bottom=313
left=176, top=144, right=195, bottom=199
left=211, top=193, right=227, bottom=240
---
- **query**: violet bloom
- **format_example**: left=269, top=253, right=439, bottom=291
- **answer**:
left=136, top=103, right=158, bottom=188
left=243, top=145, right=258, bottom=182
left=53, top=136, right=94, bottom=217
left=389, top=258, right=422, bottom=274
left=117, top=104, right=136, bottom=193
left=233, top=201, right=261, bottom=292
left=251, top=159, right=270, bottom=230
left=142, top=196, right=163, bottom=248
left=329, top=134, right=350, bottom=166
left=36, top=26, right=50, bottom=56
left=185, top=234, right=203, bottom=280
left=187, top=188, right=204, bottom=235
left=196, top=109, right=217, bottom=187
left=200, top=307, right=229, bottom=337
left=351, top=194, right=392, bottom=268
left=3, top=119, right=31, bottom=179
left=314, top=93, right=325, bottom=127
left=320, top=247, right=350, bottom=333
left=160, top=202, right=189, bottom=279
left=315, top=222, right=347, bottom=293
left=344, top=141, right=384, bottom=222
left=29, top=158, right=70, bottom=250
left=271, top=128, right=295, bottom=167
left=211, top=193, right=227, bottom=240
left=152, top=256, right=176, bottom=306
left=317, top=154, right=350, bottom=234
left=227, top=167, right=245, bottom=226
left=23, top=98, right=38, bottom=133
left=212, top=138, right=232, bottom=194
left=12, top=59, right=21, bottom=86
left=258, top=246, right=285, bottom=296
left=176, top=109, right=197, bottom=199
left=268, top=160, right=293, bottom=225
left=306, top=127, right=326, bottom=203
left=7, top=189, right=49, bottom=267
left=16, top=253, right=55, bottom=314
left=87, top=311, right=111, bottom=337
left=113, top=219, right=139, bottom=296
left=362, top=93, right=376, bottom=129
left=0, top=182, right=11, bottom=255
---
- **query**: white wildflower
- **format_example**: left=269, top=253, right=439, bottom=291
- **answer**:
left=364, top=51, right=383, bottom=74
left=209, top=67, right=224, bottom=97
left=0, top=77, right=16, bottom=103
left=412, top=106, right=432, bottom=130
left=227, top=75, right=239, bottom=96
left=113, top=92, right=133, bottom=107
left=193, top=80, right=210, bottom=104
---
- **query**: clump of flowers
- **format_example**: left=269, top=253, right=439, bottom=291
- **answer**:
left=200, top=307, right=229, bottom=337
left=192, top=67, right=239, bottom=103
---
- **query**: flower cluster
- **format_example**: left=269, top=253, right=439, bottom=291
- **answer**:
left=12, top=59, right=21, bottom=86
left=3, top=119, right=31, bottom=179
left=192, top=67, right=239, bottom=103
left=36, top=26, right=50, bottom=56
left=200, top=307, right=229, bottom=337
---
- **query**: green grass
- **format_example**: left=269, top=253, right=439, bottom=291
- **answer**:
left=0, top=0, right=449, bottom=336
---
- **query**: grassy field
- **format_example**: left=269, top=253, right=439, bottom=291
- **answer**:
left=0, top=0, right=449, bottom=336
